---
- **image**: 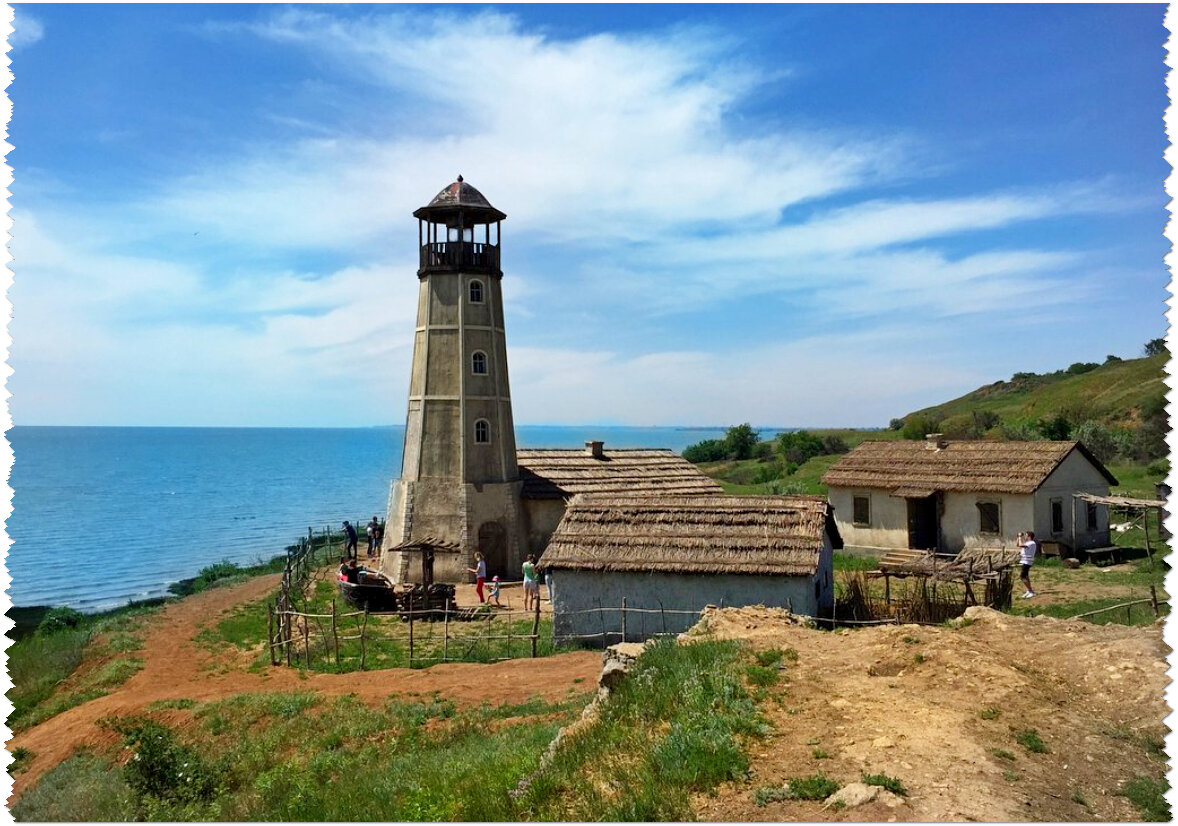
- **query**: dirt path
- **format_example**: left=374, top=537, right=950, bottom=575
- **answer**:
left=688, top=606, right=1170, bottom=822
left=7, top=575, right=600, bottom=801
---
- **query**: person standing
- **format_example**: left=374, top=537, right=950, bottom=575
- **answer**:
left=366, top=517, right=379, bottom=557
left=522, top=554, right=539, bottom=612
left=467, top=552, right=487, bottom=603
left=343, top=520, right=358, bottom=561
left=1018, top=530, right=1038, bottom=599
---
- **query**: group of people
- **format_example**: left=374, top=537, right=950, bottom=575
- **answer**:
left=341, top=517, right=385, bottom=561
left=337, top=555, right=388, bottom=586
left=467, top=552, right=544, bottom=609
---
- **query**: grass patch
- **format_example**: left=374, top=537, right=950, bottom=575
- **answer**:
left=745, top=664, right=779, bottom=687
left=1015, top=729, right=1049, bottom=754
left=17, top=691, right=589, bottom=822
left=1003, top=769, right=1021, bottom=782
left=753, top=785, right=791, bottom=806
left=833, top=553, right=879, bottom=572
left=516, top=637, right=768, bottom=820
left=11, top=752, right=136, bottom=821
left=990, top=748, right=1016, bottom=761
left=147, top=698, right=197, bottom=711
left=754, top=648, right=785, bottom=667
left=863, top=772, right=907, bottom=796
left=1121, top=775, right=1170, bottom=821
left=7, top=627, right=92, bottom=728
left=783, top=774, right=840, bottom=800
left=979, top=706, right=1001, bottom=720
left=811, top=747, right=829, bottom=759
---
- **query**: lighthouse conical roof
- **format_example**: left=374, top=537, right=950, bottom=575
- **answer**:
left=414, top=176, right=506, bottom=223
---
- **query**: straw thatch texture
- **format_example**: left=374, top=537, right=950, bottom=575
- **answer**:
left=537, top=494, right=839, bottom=576
left=822, top=439, right=1116, bottom=495
left=388, top=536, right=463, bottom=554
left=517, top=448, right=723, bottom=499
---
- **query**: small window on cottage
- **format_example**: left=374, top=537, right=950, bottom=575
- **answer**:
left=474, top=419, right=491, bottom=444
left=852, top=495, right=870, bottom=526
left=1050, top=499, right=1064, bottom=535
left=469, top=280, right=484, bottom=304
left=977, top=501, right=1001, bottom=534
left=471, top=351, right=487, bottom=375
left=1086, top=501, right=1099, bottom=532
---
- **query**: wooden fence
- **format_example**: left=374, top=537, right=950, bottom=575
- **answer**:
left=1069, top=585, right=1167, bottom=624
left=268, top=599, right=544, bottom=669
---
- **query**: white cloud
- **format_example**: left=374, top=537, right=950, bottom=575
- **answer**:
left=10, top=8, right=1154, bottom=425
left=9, top=9, right=44, bottom=51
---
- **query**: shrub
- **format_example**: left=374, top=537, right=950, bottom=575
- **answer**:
left=9, top=753, right=134, bottom=821
left=901, top=415, right=941, bottom=441
left=683, top=438, right=730, bottom=464
left=863, top=772, right=907, bottom=796
left=38, top=607, right=85, bottom=635
left=978, top=707, right=1001, bottom=721
left=888, top=418, right=904, bottom=431
left=113, top=719, right=221, bottom=805
left=1066, top=362, right=1099, bottom=375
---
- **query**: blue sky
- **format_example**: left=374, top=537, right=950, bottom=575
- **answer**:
left=8, top=4, right=1168, bottom=427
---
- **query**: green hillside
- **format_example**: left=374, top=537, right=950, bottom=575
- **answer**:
left=690, top=351, right=1168, bottom=497
left=903, top=353, right=1167, bottom=434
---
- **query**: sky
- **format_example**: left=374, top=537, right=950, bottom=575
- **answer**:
left=6, top=4, right=1169, bottom=428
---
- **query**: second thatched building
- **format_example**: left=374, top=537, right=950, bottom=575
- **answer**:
left=537, top=494, right=841, bottom=643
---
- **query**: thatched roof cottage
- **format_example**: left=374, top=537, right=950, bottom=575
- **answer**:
left=537, top=493, right=841, bottom=642
left=822, top=436, right=1117, bottom=555
left=516, top=441, right=723, bottom=560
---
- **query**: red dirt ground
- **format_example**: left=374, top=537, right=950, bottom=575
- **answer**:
left=6, top=574, right=599, bottom=803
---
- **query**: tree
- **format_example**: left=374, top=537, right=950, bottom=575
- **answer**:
left=1035, top=413, right=1072, bottom=441
left=888, top=418, right=905, bottom=431
left=1071, top=420, right=1123, bottom=463
left=901, top=414, right=942, bottom=441
left=682, top=438, right=729, bottom=464
left=776, top=430, right=826, bottom=464
left=1144, top=338, right=1168, bottom=357
left=724, top=423, right=760, bottom=461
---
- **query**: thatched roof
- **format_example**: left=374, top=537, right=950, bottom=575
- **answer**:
left=821, top=439, right=1117, bottom=495
left=517, top=448, right=723, bottom=499
left=537, top=494, right=841, bottom=576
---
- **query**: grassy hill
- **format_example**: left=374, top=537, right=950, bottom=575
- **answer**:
left=694, top=353, right=1168, bottom=498
left=902, top=353, right=1167, bottom=435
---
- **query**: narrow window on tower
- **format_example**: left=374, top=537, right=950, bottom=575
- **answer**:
left=474, top=419, right=491, bottom=444
left=471, top=351, right=488, bottom=375
left=469, top=280, right=484, bottom=304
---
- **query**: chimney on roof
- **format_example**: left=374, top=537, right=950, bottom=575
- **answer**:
left=925, top=433, right=948, bottom=450
left=586, top=440, right=605, bottom=460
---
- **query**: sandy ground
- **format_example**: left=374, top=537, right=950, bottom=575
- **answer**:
left=5, top=574, right=598, bottom=802
left=687, top=605, right=1170, bottom=822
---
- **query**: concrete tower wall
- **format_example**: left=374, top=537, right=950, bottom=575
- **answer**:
left=384, top=189, right=525, bottom=583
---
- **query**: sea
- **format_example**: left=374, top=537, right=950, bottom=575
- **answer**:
left=6, top=425, right=752, bottom=611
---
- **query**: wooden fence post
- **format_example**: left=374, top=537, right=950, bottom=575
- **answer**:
left=332, top=599, right=340, bottom=666
left=408, top=607, right=415, bottom=667
left=621, top=597, right=627, bottom=642
left=268, top=602, right=275, bottom=666
left=361, top=608, right=369, bottom=670
left=1150, top=585, right=1159, bottom=617
left=302, top=615, right=311, bottom=668
left=443, top=601, right=450, bottom=662
left=531, top=597, right=540, bottom=658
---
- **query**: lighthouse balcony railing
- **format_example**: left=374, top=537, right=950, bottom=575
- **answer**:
left=419, top=242, right=500, bottom=274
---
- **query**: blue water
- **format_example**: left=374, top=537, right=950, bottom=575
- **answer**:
left=6, top=425, right=739, bottom=611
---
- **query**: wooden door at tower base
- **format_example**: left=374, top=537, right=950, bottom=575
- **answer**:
left=478, top=521, right=508, bottom=579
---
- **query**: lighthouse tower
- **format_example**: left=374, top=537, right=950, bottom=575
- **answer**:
left=383, top=177, right=525, bottom=583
